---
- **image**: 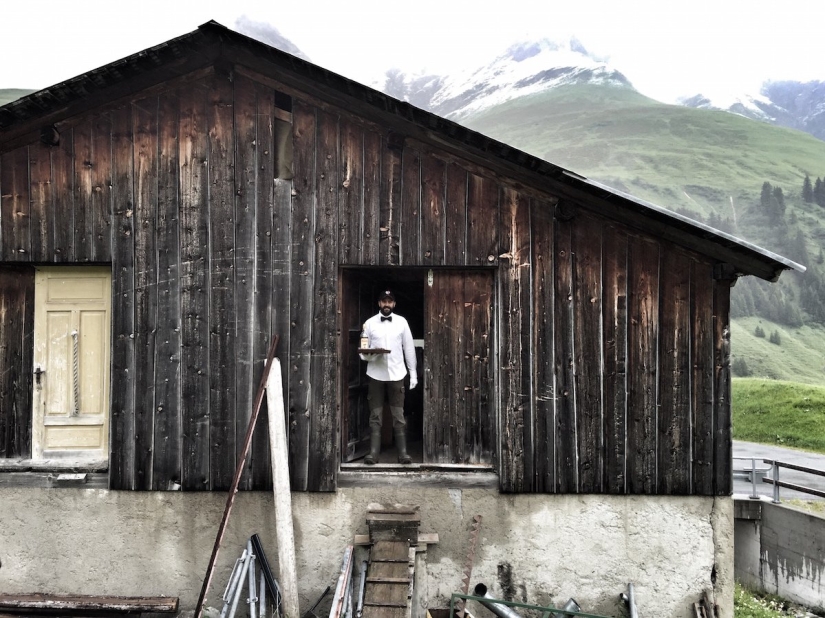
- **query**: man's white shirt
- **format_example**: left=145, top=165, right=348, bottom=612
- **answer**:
left=361, top=312, right=417, bottom=382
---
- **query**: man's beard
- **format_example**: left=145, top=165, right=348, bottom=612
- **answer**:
left=381, top=306, right=393, bottom=316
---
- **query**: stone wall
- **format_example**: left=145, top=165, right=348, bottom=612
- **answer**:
left=0, top=487, right=733, bottom=617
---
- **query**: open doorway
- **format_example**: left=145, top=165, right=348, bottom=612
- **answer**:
left=341, top=266, right=496, bottom=468
left=341, top=268, right=426, bottom=464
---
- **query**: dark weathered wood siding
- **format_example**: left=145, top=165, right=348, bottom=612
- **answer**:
left=0, top=67, right=732, bottom=494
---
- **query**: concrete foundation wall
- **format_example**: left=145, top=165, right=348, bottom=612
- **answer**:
left=0, top=487, right=733, bottom=618
left=735, top=501, right=825, bottom=612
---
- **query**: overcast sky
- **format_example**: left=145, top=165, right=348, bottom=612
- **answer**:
left=3, top=0, right=824, bottom=103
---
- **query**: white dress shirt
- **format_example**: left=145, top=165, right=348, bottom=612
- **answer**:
left=361, top=312, right=417, bottom=382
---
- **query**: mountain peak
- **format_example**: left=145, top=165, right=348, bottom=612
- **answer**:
left=377, top=36, right=631, bottom=120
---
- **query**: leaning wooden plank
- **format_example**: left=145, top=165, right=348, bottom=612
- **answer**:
left=0, top=594, right=178, bottom=613
left=266, top=358, right=300, bottom=618
left=193, top=336, right=279, bottom=618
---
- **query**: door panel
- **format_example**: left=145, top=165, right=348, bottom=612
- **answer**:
left=33, top=267, right=111, bottom=459
left=424, top=270, right=494, bottom=464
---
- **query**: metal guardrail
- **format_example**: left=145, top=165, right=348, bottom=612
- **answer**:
left=733, top=457, right=825, bottom=503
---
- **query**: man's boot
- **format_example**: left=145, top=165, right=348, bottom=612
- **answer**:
left=364, top=426, right=381, bottom=465
left=395, top=428, right=412, bottom=464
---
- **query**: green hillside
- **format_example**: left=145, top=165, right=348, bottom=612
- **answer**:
left=462, top=83, right=825, bottom=387
left=462, top=84, right=825, bottom=224
left=0, top=89, right=34, bottom=106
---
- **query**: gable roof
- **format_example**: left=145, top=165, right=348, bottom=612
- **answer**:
left=0, top=20, right=803, bottom=282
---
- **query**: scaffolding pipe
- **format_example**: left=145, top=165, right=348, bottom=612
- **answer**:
left=472, top=584, right=524, bottom=618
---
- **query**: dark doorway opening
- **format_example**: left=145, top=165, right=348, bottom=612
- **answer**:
left=341, top=268, right=426, bottom=464
left=341, top=266, right=496, bottom=469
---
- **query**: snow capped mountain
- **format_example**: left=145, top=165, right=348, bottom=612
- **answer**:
left=679, top=81, right=825, bottom=141
left=375, top=38, right=633, bottom=120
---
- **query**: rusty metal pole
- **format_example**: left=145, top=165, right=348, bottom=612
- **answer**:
left=193, top=335, right=280, bottom=618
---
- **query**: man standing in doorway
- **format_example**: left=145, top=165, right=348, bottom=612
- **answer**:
left=360, top=289, right=418, bottom=464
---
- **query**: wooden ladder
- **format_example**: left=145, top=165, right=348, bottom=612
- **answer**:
left=361, top=507, right=420, bottom=618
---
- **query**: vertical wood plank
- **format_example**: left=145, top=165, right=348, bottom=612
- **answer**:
left=109, top=105, right=136, bottom=490
left=499, top=187, right=532, bottom=492
left=153, top=91, right=183, bottom=491
left=51, top=129, right=74, bottom=262
left=400, top=147, right=421, bottom=265
left=362, top=129, right=381, bottom=265
left=531, top=201, right=555, bottom=492
left=250, top=82, right=277, bottom=490
left=308, top=110, right=339, bottom=492
left=208, top=75, right=237, bottom=491
left=553, top=215, right=576, bottom=492
left=133, top=99, right=159, bottom=491
left=657, top=249, right=692, bottom=494
left=626, top=237, right=660, bottom=494
left=691, top=260, right=715, bottom=495
left=420, top=153, right=446, bottom=265
left=444, top=163, right=467, bottom=266
left=603, top=225, right=628, bottom=494
left=572, top=216, right=603, bottom=493
left=268, top=91, right=293, bottom=488
left=29, top=143, right=52, bottom=261
left=179, top=81, right=211, bottom=491
left=0, top=267, right=34, bottom=459
left=713, top=276, right=733, bottom=495
left=466, top=271, right=494, bottom=464
left=0, top=147, right=30, bottom=261
left=424, top=273, right=452, bottom=462
left=233, top=76, right=259, bottom=490
left=466, top=174, right=498, bottom=266
left=73, top=119, right=92, bottom=261
left=379, top=145, right=401, bottom=265
left=288, top=101, right=316, bottom=491
left=338, top=118, right=363, bottom=265
left=90, top=113, right=113, bottom=262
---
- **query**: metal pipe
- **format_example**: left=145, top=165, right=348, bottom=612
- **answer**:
left=229, top=546, right=253, bottom=618
left=750, top=458, right=759, bottom=499
left=472, top=584, right=524, bottom=618
left=247, top=540, right=258, bottom=618
left=626, top=583, right=638, bottom=618
left=221, top=550, right=248, bottom=618
left=560, top=599, right=581, bottom=617
left=259, top=567, right=267, bottom=618
left=355, top=560, right=368, bottom=618
left=773, top=462, right=781, bottom=503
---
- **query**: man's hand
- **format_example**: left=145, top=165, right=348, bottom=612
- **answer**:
left=409, top=375, right=418, bottom=390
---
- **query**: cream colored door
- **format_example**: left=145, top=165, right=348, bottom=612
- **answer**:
left=32, top=267, right=111, bottom=460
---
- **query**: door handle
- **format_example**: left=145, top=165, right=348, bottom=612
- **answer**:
left=33, top=365, right=46, bottom=387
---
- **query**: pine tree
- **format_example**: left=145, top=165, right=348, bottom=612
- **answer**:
left=769, top=330, right=782, bottom=345
left=803, top=174, right=814, bottom=202
left=816, top=177, right=825, bottom=207
left=761, top=181, right=774, bottom=211
left=754, top=325, right=766, bottom=338
left=773, top=186, right=786, bottom=217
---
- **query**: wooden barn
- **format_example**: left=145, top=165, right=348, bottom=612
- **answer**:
left=0, top=21, right=800, bottom=618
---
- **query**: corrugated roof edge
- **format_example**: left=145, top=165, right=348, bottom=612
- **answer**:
left=0, top=19, right=805, bottom=281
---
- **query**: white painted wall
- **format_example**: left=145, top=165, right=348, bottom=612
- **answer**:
left=0, top=488, right=732, bottom=618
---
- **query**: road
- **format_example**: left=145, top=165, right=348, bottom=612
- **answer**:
left=733, top=440, right=825, bottom=501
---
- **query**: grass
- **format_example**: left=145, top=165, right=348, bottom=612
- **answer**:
left=786, top=499, right=825, bottom=516
left=732, top=378, right=825, bottom=453
left=461, top=83, right=825, bottom=235
left=734, top=583, right=806, bottom=617
left=731, top=318, right=825, bottom=387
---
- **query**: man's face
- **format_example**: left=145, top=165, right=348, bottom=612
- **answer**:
left=378, top=298, right=395, bottom=316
